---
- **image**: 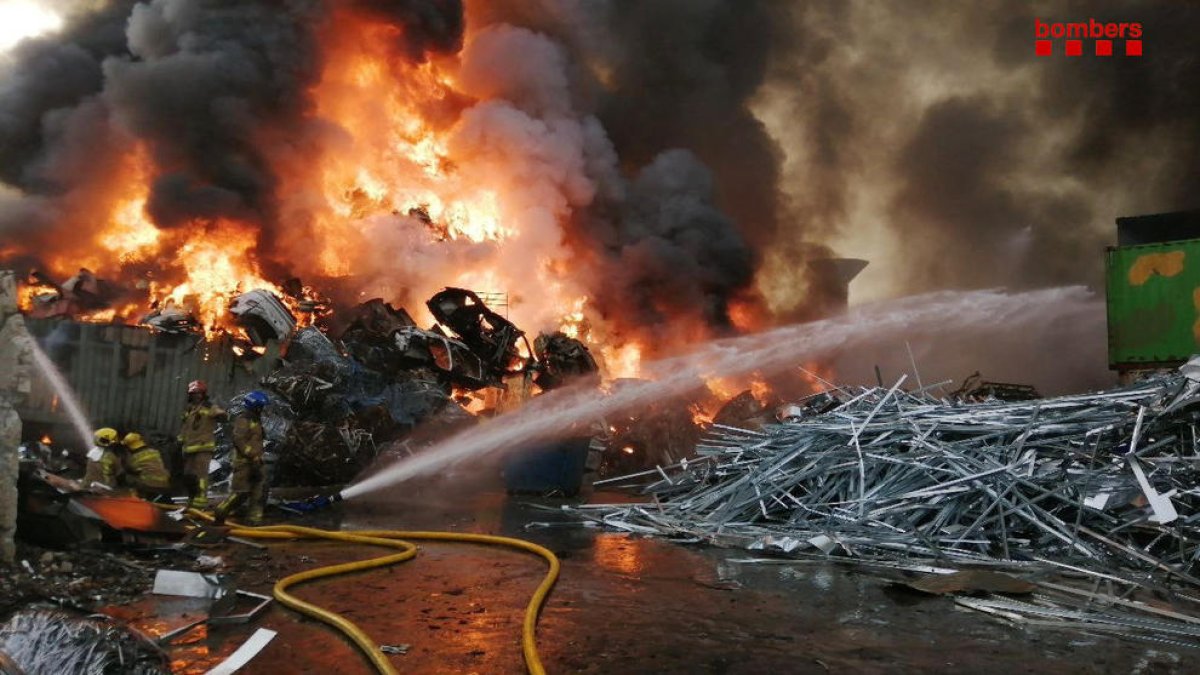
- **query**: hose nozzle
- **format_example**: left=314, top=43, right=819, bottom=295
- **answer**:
left=284, top=492, right=344, bottom=513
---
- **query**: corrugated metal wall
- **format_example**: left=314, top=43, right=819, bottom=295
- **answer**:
left=19, top=319, right=276, bottom=438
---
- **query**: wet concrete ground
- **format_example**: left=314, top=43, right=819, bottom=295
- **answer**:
left=120, top=479, right=1194, bottom=674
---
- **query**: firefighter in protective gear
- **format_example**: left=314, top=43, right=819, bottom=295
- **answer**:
left=122, top=432, right=171, bottom=499
left=214, top=391, right=268, bottom=525
left=83, top=427, right=124, bottom=491
left=179, top=380, right=226, bottom=509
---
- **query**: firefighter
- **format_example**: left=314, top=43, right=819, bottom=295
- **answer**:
left=179, top=380, right=226, bottom=509
left=122, top=432, right=171, bottom=500
left=214, top=390, right=269, bottom=525
left=82, top=427, right=124, bottom=491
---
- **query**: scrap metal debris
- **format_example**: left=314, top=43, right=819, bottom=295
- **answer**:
left=21, top=269, right=126, bottom=320
left=230, top=290, right=297, bottom=346
left=532, top=331, right=598, bottom=391
left=204, top=628, right=277, bottom=675
left=571, top=367, right=1200, bottom=645
left=426, top=287, right=529, bottom=383
left=216, top=288, right=535, bottom=487
left=0, top=610, right=170, bottom=674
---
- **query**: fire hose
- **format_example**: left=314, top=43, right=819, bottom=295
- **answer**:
left=169, top=505, right=561, bottom=675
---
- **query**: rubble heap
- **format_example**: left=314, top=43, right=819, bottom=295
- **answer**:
left=574, top=369, right=1200, bottom=644
left=0, top=609, right=169, bottom=674
left=220, top=290, right=592, bottom=487
left=218, top=324, right=459, bottom=487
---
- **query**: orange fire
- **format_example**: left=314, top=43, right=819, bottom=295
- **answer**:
left=4, top=4, right=780, bottom=383
left=17, top=282, right=56, bottom=313
left=797, top=361, right=837, bottom=394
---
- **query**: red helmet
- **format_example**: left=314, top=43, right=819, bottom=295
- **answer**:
left=187, top=380, right=208, bottom=395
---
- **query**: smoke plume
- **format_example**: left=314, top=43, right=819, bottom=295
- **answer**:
left=2, top=1, right=1199, bottom=391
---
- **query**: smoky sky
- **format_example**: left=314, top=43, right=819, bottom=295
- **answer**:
left=3, top=0, right=1200, bottom=390
left=0, top=0, right=135, bottom=193
left=471, top=1, right=778, bottom=339
left=0, top=0, right=464, bottom=247
left=762, top=0, right=1200, bottom=297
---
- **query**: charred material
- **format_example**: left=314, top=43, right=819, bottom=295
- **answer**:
left=22, top=269, right=126, bottom=319
left=339, top=298, right=494, bottom=389
left=140, top=304, right=201, bottom=335
left=229, top=290, right=296, bottom=346
left=426, top=288, right=529, bottom=380
left=712, top=390, right=774, bottom=430
left=237, top=325, right=463, bottom=487
left=600, top=380, right=702, bottom=477
left=533, top=332, right=599, bottom=391
left=951, top=371, right=1042, bottom=402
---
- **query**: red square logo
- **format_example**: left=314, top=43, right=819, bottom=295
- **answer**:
left=1035, top=40, right=1052, bottom=56
left=1065, top=39, right=1082, bottom=56
left=1126, top=40, right=1143, bottom=56
left=1095, top=40, right=1113, bottom=56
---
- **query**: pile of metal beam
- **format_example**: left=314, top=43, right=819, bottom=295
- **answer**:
left=571, top=368, right=1200, bottom=644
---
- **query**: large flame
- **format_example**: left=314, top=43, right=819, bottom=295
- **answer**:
left=5, top=4, right=763, bottom=383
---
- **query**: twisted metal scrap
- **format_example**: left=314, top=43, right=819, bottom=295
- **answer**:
left=572, top=372, right=1200, bottom=645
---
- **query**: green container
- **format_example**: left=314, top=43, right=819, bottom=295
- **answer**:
left=1106, top=239, right=1200, bottom=368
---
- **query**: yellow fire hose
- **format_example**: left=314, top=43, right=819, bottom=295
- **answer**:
left=171, top=508, right=560, bottom=674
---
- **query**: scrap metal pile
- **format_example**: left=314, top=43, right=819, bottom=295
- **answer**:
left=574, top=367, right=1200, bottom=645
left=0, top=610, right=170, bottom=674
left=216, top=289, right=599, bottom=487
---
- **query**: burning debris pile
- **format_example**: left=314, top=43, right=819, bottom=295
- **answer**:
left=574, top=367, right=1200, bottom=643
left=598, top=379, right=704, bottom=477
left=209, top=288, right=601, bottom=487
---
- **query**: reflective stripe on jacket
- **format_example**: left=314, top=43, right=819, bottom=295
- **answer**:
left=180, top=401, right=225, bottom=453
left=127, top=447, right=171, bottom=489
left=231, top=416, right=264, bottom=467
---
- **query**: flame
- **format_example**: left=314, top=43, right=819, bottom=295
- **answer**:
left=17, top=282, right=57, bottom=313
left=797, top=361, right=836, bottom=394
left=6, top=5, right=768, bottom=383
left=40, top=434, right=52, bottom=445
left=750, top=378, right=773, bottom=405
left=147, top=222, right=282, bottom=333
left=97, top=148, right=160, bottom=264
left=599, top=343, right=643, bottom=380
left=301, top=9, right=510, bottom=279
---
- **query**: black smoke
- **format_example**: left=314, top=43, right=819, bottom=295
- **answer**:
left=763, top=1, right=1200, bottom=296
left=0, top=0, right=464, bottom=255
left=6, top=1, right=1198, bottom=394
left=0, top=1, right=134, bottom=194
left=593, top=149, right=754, bottom=330
left=470, top=1, right=781, bottom=339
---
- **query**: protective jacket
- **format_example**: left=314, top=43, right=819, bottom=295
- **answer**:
left=180, top=401, right=226, bottom=453
left=231, top=416, right=264, bottom=471
left=127, top=446, right=171, bottom=490
left=82, top=446, right=123, bottom=490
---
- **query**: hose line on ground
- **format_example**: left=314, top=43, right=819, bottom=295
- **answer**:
left=168, top=508, right=560, bottom=675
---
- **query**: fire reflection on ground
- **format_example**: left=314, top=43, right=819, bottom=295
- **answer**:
left=591, top=534, right=646, bottom=577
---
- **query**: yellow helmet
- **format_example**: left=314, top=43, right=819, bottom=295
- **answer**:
left=94, top=428, right=119, bottom=447
left=122, top=432, right=146, bottom=450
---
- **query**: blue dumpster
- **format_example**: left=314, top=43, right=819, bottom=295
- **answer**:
left=503, top=436, right=591, bottom=496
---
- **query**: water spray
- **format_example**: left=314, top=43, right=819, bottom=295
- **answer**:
left=340, top=286, right=1103, bottom=500
left=28, top=337, right=93, bottom=448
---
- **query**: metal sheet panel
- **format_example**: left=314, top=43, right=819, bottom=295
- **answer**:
left=20, top=319, right=268, bottom=439
left=1106, top=239, right=1200, bottom=368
